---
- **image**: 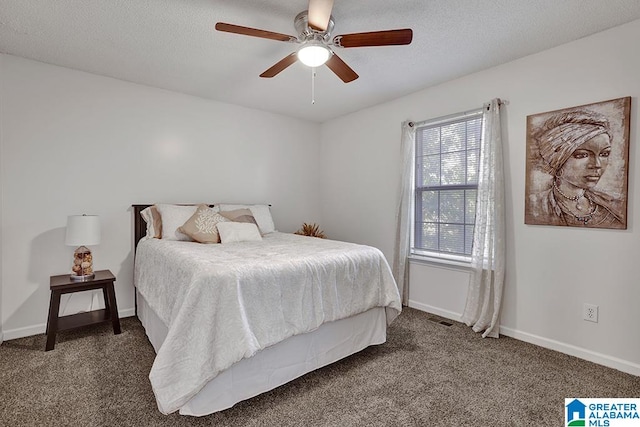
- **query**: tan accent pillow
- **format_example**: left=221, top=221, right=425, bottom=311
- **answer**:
left=219, top=204, right=276, bottom=234
left=140, top=205, right=162, bottom=238
left=219, top=208, right=258, bottom=225
left=179, top=205, right=230, bottom=243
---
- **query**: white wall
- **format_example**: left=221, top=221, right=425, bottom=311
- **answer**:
left=0, top=54, right=321, bottom=338
left=320, top=19, right=640, bottom=375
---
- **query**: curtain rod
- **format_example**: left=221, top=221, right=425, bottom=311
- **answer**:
left=407, top=98, right=509, bottom=127
left=484, top=98, right=509, bottom=110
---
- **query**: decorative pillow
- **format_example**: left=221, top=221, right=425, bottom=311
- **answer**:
left=155, top=204, right=199, bottom=241
left=218, top=204, right=251, bottom=211
left=179, top=205, right=230, bottom=243
left=140, top=205, right=162, bottom=238
left=217, top=222, right=263, bottom=243
left=218, top=204, right=276, bottom=234
left=248, top=205, right=276, bottom=234
left=219, top=208, right=258, bottom=225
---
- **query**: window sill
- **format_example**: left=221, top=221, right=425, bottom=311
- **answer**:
left=409, top=254, right=472, bottom=271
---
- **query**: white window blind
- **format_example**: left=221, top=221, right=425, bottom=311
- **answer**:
left=413, top=110, right=483, bottom=258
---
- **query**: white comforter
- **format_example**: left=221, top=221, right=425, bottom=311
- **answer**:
left=134, top=232, right=402, bottom=414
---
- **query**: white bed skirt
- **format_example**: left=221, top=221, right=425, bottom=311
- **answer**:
left=136, top=289, right=388, bottom=416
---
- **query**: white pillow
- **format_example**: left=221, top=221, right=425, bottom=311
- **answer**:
left=218, top=204, right=250, bottom=211
left=139, top=206, right=160, bottom=239
left=155, top=204, right=198, bottom=241
left=217, top=222, right=262, bottom=243
left=218, top=204, right=276, bottom=234
left=248, top=205, right=276, bottom=234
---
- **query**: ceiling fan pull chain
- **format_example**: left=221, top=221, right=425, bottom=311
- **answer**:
left=311, top=67, right=316, bottom=104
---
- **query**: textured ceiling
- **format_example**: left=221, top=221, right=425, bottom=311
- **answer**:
left=2, top=1, right=640, bottom=123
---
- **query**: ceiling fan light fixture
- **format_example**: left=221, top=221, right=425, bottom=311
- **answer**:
left=297, top=42, right=331, bottom=67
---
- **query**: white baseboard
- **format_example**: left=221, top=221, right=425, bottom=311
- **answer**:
left=407, top=302, right=640, bottom=377
left=119, top=307, right=135, bottom=318
left=407, top=300, right=462, bottom=322
left=3, top=322, right=46, bottom=341
left=499, top=326, right=640, bottom=377
left=2, top=307, right=136, bottom=341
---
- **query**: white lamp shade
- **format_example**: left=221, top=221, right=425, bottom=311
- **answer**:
left=65, top=215, right=101, bottom=246
left=297, top=43, right=331, bottom=67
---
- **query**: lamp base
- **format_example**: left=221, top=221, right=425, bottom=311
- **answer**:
left=70, top=273, right=95, bottom=282
left=71, top=245, right=94, bottom=281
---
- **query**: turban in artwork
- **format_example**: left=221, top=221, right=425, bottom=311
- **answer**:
left=535, top=109, right=612, bottom=175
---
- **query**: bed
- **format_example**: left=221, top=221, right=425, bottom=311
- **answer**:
left=132, top=204, right=402, bottom=416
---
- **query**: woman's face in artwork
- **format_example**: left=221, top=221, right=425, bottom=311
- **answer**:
left=559, top=134, right=612, bottom=190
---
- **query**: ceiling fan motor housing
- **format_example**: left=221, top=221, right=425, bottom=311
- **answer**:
left=294, top=11, right=335, bottom=42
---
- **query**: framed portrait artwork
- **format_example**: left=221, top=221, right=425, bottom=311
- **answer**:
left=524, top=97, right=631, bottom=229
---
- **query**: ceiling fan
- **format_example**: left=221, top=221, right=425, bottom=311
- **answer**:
left=215, top=0, right=413, bottom=83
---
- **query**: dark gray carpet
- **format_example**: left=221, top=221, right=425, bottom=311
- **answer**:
left=1, top=308, right=638, bottom=426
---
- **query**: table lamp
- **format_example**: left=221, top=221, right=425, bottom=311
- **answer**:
left=65, top=214, right=101, bottom=281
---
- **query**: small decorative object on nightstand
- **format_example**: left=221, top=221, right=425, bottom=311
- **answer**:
left=65, top=214, right=100, bottom=281
left=45, top=269, right=121, bottom=351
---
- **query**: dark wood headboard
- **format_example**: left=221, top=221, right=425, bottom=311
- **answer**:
left=132, top=204, right=152, bottom=251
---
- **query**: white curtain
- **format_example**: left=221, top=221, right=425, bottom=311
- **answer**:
left=461, top=98, right=506, bottom=338
left=392, top=121, right=415, bottom=305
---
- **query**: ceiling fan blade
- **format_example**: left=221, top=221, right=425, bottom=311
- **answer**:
left=325, top=53, right=358, bottom=83
left=260, top=53, right=299, bottom=78
left=215, top=22, right=296, bottom=43
left=335, top=29, right=413, bottom=48
left=308, top=0, right=334, bottom=31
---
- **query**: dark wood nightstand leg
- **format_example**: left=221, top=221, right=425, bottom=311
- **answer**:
left=45, top=290, right=62, bottom=351
left=105, top=282, right=121, bottom=335
left=102, top=286, right=110, bottom=316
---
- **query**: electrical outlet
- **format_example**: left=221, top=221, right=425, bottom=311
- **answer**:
left=583, top=303, right=599, bottom=323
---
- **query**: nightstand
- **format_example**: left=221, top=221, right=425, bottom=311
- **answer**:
left=45, top=269, right=121, bottom=351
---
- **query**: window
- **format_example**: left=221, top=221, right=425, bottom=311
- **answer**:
left=412, top=109, right=483, bottom=260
